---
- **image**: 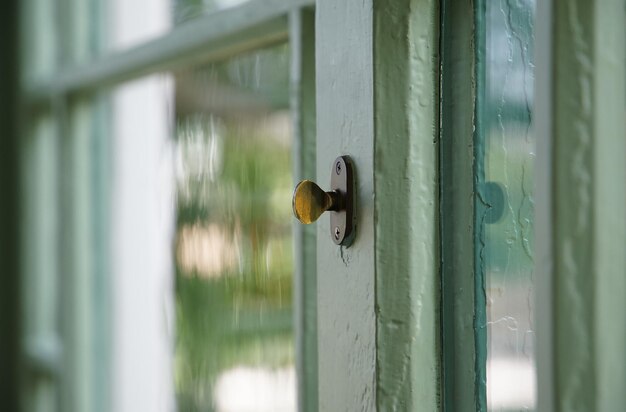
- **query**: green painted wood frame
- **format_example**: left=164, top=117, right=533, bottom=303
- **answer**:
left=290, top=7, right=318, bottom=412
left=315, top=0, right=440, bottom=409
left=19, top=0, right=111, bottom=410
left=17, top=1, right=318, bottom=411
left=24, top=0, right=315, bottom=106
left=442, top=1, right=626, bottom=411
left=440, top=0, right=483, bottom=409
left=536, top=0, right=626, bottom=410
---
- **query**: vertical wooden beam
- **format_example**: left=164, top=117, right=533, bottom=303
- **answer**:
left=374, top=0, right=440, bottom=409
left=471, top=0, right=488, bottom=408
left=535, top=0, right=554, bottom=409
left=440, top=0, right=479, bottom=409
left=19, top=1, right=64, bottom=411
left=540, top=0, right=626, bottom=410
left=60, top=97, right=94, bottom=412
left=316, top=0, right=441, bottom=409
left=316, top=1, right=377, bottom=409
left=290, top=7, right=318, bottom=412
left=59, top=0, right=108, bottom=410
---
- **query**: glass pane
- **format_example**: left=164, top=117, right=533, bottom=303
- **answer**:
left=106, top=0, right=251, bottom=53
left=481, top=1, right=536, bottom=410
left=172, top=0, right=251, bottom=25
left=173, top=46, right=293, bottom=411
left=109, top=45, right=295, bottom=412
left=107, top=0, right=171, bottom=52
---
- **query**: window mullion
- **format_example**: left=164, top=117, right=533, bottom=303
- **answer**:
left=289, top=7, right=317, bottom=412
left=56, top=0, right=107, bottom=411
left=23, top=0, right=315, bottom=107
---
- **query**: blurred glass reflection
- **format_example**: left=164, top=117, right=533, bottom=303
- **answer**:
left=482, top=1, right=536, bottom=410
left=173, top=0, right=252, bottom=25
left=174, top=45, right=294, bottom=412
left=110, top=45, right=294, bottom=412
left=107, top=0, right=251, bottom=54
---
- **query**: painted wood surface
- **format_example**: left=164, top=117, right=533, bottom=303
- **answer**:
left=290, top=7, right=318, bottom=412
left=440, top=0, right=479, bottom=409
left=540, top=0, right=626, bottom=410
left=25, top=0, right=315, bottom=105
left=316, top=1, right=377, bottom=409
left=316, top=0, right=440, bottom=409
left=534, top=0, right=555, bottom=409
left=373, top=0, right=440, bottom=410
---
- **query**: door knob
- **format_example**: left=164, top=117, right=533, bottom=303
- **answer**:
left=292, top=180, right=341, bottom=224
left=292, top=156, right=355, bottom=246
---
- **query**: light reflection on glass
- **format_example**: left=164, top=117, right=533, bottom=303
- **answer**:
left=483, top=0, right=536, bottom=410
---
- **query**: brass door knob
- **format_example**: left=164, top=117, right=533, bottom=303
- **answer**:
left=292, top=156, right=356, bottom=246
left=292, top=180, right=341, bottom=224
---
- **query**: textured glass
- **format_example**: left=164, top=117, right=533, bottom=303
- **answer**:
left=482, top=1, right=536, bottom=410
left=109, top=45, right=294, bottom=412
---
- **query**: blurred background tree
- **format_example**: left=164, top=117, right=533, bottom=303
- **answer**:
left=172, top=44, right=295, bottom=411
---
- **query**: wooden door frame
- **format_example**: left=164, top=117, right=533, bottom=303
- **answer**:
left=316, top=0, right=626, bottom=411
left=315, top=1, right=440, bottom=409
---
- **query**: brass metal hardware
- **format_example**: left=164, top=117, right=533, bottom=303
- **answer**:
left=292, top=156, right=356, bottom=246
left=292, top=180, right=339, bottom=224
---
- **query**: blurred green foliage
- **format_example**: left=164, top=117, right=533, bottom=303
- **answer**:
left=173, top=45, right=294, bottom=411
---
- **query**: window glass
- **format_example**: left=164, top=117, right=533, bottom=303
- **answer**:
left=107, top=0, right=171, bottom=52
left=109, top=45, right=295, bottom=412
left=106, top=0, right=251, bottom=53
left=172, top=0, right=251, bottom=25
left=482, top=1, right=536, bottom=410
left=173, top=45, right=294, bottom=411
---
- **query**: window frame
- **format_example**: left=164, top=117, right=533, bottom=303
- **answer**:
left=19, top=1, right=317, bottom=411
left=16, top=0, right=626, bottom=411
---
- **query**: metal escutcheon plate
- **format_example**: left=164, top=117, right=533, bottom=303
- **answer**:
left=330, top=156, right=355, bottom=246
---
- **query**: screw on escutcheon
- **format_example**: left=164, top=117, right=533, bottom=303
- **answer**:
left=334, top=226, right=341, bottom=240
left=335, top=161, right=342, bottom=175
